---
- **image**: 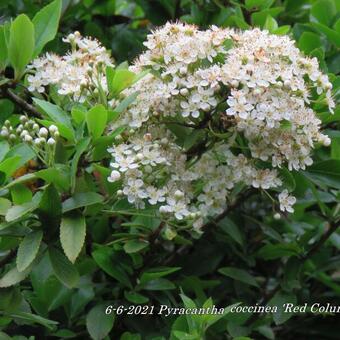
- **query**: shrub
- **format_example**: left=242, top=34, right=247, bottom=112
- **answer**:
left=0, top=1, right=339, bottom=339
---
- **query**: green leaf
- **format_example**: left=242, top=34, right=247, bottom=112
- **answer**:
left=140, top=278, right=176, bottom=291
left=0, top=156, right=22, bottom=179
left=268, top=291, right=296, bottom=325
left=123, top=239, right=149, bottom=254
left=310, top=0, right=336, bottom=26
left=108, top=69, right=136, bottom=96
left=0, top=266, right=31, bottom=288
left=140, top=267, right=181, bottom=284
left=86, top=304, right=115, bottom=340
left=36, top=165, right=70, bottom=191
left=306, top=160, right=340, bottom=189
left=8, top=14, right=35, bottom=79
left=218, top=267, right=259, bottom=287
left=0, top=25, right=9, bottom=70
left=4, top=143, right=36, bottom=168
left=5, top=192, right=41, bottom=222
left=218, top=217, right=244, bottom=246
left=39, top=184, right=62, bottom=219
left=11, top=183, right=32, bottom=204
left=60, top=214, right=86, bottom=263
left=0, top=197, right=11, bottom=216
left=92, top=246, right=132, bottom=287
left=86, top=105, right=108, bottom=140
left=62, top=192, right=104, bottom=213
left=312, top=22, right=340, bottom=47
left=299, top=32, right=322, bottom=54
left=32, top=0, right=62, bottom=57
left=16, top=230, right=43, bottom=272
left=33, top=98, right=73, bottom=131
left=5, top=311, right=58, bottom=330
left=0, top=141, right=9, bottom=162
left=124, top=291, right=149, bottom=304
left=263, top=15, right=278, bottom=32
left=257, top=243, right=301, bottom=260
left=71, top=105, right=86, bottom=124
left=48, top=247, right=79, bottom=288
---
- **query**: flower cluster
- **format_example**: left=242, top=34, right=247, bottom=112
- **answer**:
left=107, top=23, right=334, bottom=228
left=27, top=32, right=113, bottom=102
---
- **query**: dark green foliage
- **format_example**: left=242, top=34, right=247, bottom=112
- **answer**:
left=0, top=1, right=339, bottom=339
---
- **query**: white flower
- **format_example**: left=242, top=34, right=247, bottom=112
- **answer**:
left=278, top=190, right=296, bottom=213
left=104, top=23, right=332, bottom=223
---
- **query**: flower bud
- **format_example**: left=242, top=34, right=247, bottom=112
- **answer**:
left=49, top=125, right=58, bottom=134
left=9, top=134, right=16, bottom=141
left=117, top=189, right=123, bottom=196
left=174, top=190, right=184, bottom=199
left=20, top=130, right=29, bottom=138
left=24, top=135, right=33, bottom=143
left=20, top=115, right=28, bottom=123
left=39, top=127, right=48, bottom=137
left=47, top=137, right=56, bottom=145
left=180, top=88, right=189, bottom=96
left=1, top=129, right=9, bottom=137
left=273, top=213, right=281, bottom=220
left=108, top=170, right=121, bottom=182
left=179, top=67, right=187, bottom=75
left=159, top=206, right=169, bottom=214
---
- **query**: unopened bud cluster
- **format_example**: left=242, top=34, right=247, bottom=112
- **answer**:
left=1, top=116, right=59, bottom=146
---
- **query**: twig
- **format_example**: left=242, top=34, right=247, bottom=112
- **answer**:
left=1, top=87, right=41, bottom=118
left=245, top=218, right=340, bottom=327
left=302, top=219, right=340, bottom=260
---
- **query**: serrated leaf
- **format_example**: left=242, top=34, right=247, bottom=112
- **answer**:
left=62, top=192, right=104, bottom=213
left=32, top=0, right=62, bottom=57
left=0, top=266, right=31, bottom=288
left=16, top=230, right=43, bottom=272
left=60, top=214, right=86, bottom=263
left=5, top=192, right=41, bottom=222
left=48, top=247, right=79, bottom=288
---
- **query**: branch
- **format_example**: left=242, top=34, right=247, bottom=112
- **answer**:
left=303, top=219, right=340, bottom=260
left=1, top=87, right=41, bottom=118
left=246, top=218, right=340, bottom=326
